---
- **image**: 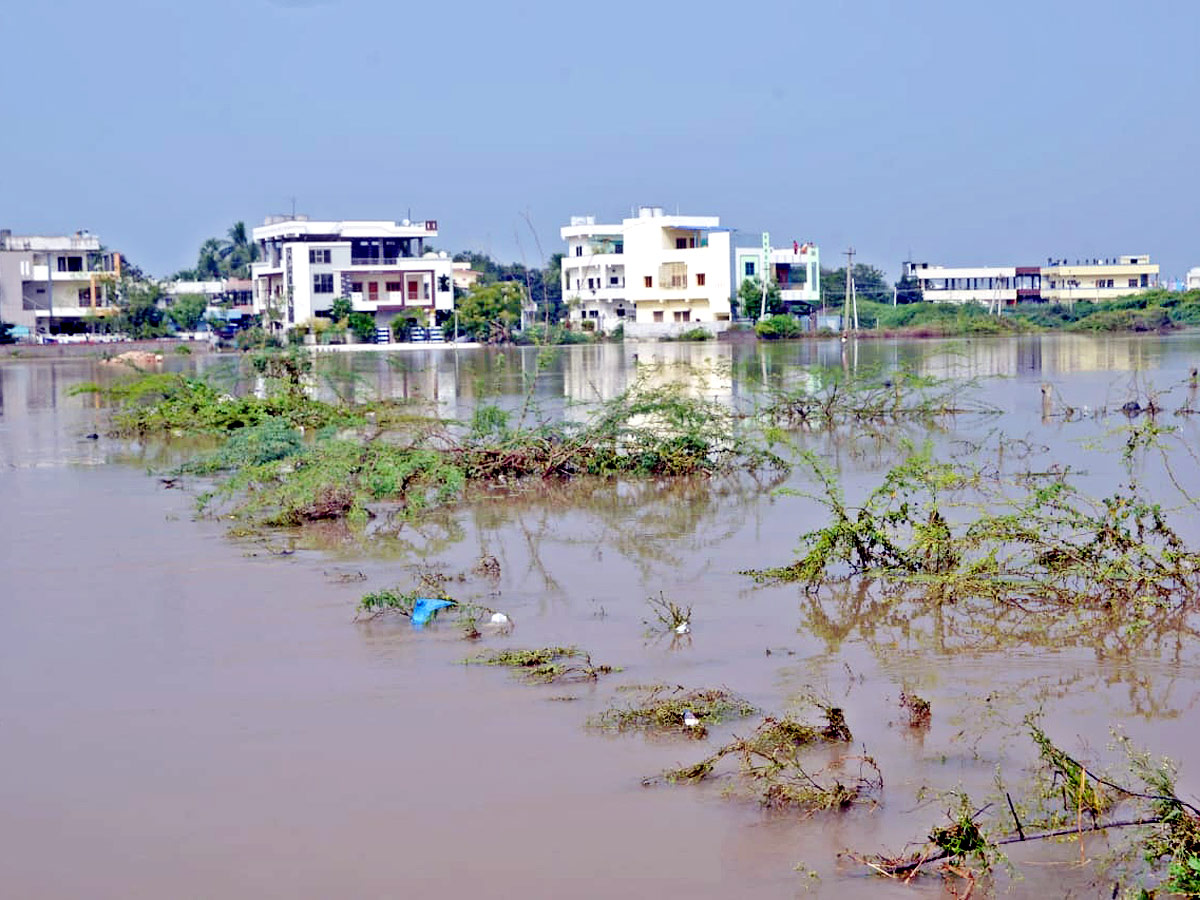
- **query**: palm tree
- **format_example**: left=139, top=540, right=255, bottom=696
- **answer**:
left=196, top=238, right=223, bottom=280
left=219, top=221, right=259, bottom=278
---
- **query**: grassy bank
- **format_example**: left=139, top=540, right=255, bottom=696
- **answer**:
left=778, top=288, right=1200, bottom=339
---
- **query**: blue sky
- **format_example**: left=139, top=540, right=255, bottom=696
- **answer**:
left=2, top=0, right=1197, bottom=280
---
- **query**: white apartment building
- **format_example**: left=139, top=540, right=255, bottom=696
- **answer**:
left=906, top=255, right=1160, bottom=305
left=904, top=262, right=1018, bottom=306
left=735, top=240, right=821, bottom=310
left=250, top=216, right=454, bottom=332
left=1187, top=267, right=1200, bottom=291
left=561, top=207, right=732, bottom=337
left=0, top=229, right=122, bottom=335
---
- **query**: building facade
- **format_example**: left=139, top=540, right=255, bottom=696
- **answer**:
left=1040, top=256, right=1159, bottom=302
left=906, top=255, right=1160, bottom=305
left=250, top=217, right=454, bottom=332
left=0, top=229, right=121, bottom=336
left=561, top=207, right=731, bottom=336
left=903, top=262, right=1018, bottom=306
left=735, top=240, right=821, bottom=311
left=1187, top=267, right=1200, bottom=291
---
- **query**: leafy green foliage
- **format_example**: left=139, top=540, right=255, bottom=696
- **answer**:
left=457, top=282, right=523, bottom=342
left=737, top=276, right=782, bottom=318
left=755, top=314, right=803, bottom=339
left=168, top=294, right=208, bottom=332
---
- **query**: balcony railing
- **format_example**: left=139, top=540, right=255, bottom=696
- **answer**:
left=350, top=255, right=419, bottom=266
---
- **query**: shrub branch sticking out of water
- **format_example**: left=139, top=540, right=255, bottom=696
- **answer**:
left=747, top=442, right=1200, bottom=614
left=591, top=686, right=757, bottom=733
left=758, top=366, right=996, bottom=430
left=74, top=371, right=366, bottom=435
left=464, top=647, right=614, bottom=684
left=649, top=706, right=879, bottom=813
left=192, top=378, right=785, bottom=527
left=643, top=591, right=691, bottom=635
left=860, top=719, right=1200, bottom=895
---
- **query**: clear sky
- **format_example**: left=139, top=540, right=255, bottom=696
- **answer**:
left=2, top=0, right=1197, bottom=281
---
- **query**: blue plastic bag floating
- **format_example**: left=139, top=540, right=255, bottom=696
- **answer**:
left=411, top=597, right=455, bottom=627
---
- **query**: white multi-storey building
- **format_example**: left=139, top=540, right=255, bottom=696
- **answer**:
left=0, top=229, right=122, bottom=336
left=1187, top=267, right=1200, bottom=291
left=250, top=216, right=454, bottom=332
left=904, top=262, right=1018, bottom=306
left=561, top=207, right=732, bottom=337
left=906, top=255, right=1161, bottom=306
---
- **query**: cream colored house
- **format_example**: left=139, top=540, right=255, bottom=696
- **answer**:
left=1040, top=255, right=1159, bottom=302
left=561, top=206, right=731, bottom=337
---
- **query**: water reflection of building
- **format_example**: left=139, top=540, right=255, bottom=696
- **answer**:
left=917, top=335, right=1164, bottom=379
left=0, top=361, right=108, bottom=467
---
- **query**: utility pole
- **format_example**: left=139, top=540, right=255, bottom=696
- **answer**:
left=759, top=231, right=771, bottom=320
left=841, top=247, right=855, bottom=341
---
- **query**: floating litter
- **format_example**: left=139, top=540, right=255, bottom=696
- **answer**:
left=411, top=597, right=455, bottom=627
left=489, top=612, right=510, bottom=625
left=682, top=710, right=701, bottom=728
left=675, top=621, right=690, bottom=635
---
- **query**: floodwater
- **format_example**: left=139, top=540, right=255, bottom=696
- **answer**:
left=3, top=334, right=1200, bottom=898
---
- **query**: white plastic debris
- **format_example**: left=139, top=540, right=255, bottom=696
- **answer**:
left=682, top=710, right=701, bottom=728
left=674, top=621, right=690, bottom=635
left=489, top=612, right=510, bottom=625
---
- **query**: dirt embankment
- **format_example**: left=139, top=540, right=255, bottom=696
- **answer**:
left=3, top=338, right=217, bottom=360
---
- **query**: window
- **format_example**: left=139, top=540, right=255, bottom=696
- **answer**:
left=696, top=273, right=706, bottom=286
left=644, top=276, right=653, bottom=288
left=368, top=282, right=379, bottom=301
left=744, top=260, right=756, bottom=277
left=1129, top=278, right=1138, bottom=288
left=609, top=276, right=620, bottom=286
left=587, top=278, right=596, bottom=290
left=313, top=273, right=334, bottom=293
left=309, top=249, right=331, bottom=264
left=588, top=310, right=598, bottom=318
left=616, top=308, right=626, bottom=317
left=57, top=256, right=83, bottom=272
left=575, top=246, right=583, bottom=257
left=673, top=310, right=691, bottom=322
left=653, top=310, right=663, bottom=322
left=386, top=281, right=402, bottom=292
left=350, top=281, right=363, bottom=293
left=658, top=262, right=687, bottom=289
left=78, top=288, right=91, bottom=303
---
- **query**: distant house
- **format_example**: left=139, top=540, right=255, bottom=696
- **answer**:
left=561, top=206, right=731, bottom=336
left=0, top=229, right=122, bottom=335
left=903, top=262, right=1017, bottom=307
left=163, top=278, right=255, bottom=327
left=1040, top=255, right=1159, bottom=302
left=735, top=240, right=821, bottom=313
left=1185, top=267, right=1200, bottom=291
left=905, top=255, right=1160, bottom=305
left=250, top=216, right=454, bottom=332
left=451, top=262, right=483, bottom=292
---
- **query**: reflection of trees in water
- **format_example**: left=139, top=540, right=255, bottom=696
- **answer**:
left=793, top=579, right=1200, bottom=719
left=464, top=474, right=786, bottom=590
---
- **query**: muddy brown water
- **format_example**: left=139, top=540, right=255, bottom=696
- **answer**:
left=3, top=334, right=1200, bottom=898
